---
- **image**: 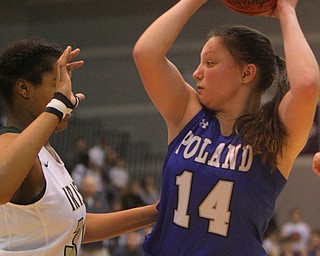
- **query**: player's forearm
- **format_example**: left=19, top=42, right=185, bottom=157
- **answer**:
left=279, top=5, right=319, bottom=94
left=134, top=0, right=206, bottom=58
left=83, top=204, right=158, bottom=243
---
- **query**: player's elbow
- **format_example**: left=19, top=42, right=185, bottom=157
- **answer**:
left=133, top=42, right=148, bottom=65
left=292, top=73, right=320, bottom=101
left=133, top=39, right=162, bottom=67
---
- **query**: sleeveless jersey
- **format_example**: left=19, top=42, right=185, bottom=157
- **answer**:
left=0, top=127, right=86, bottom=256
left=143, top=108, right=287, bottom=256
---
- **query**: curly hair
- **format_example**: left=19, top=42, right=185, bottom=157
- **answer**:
left=0, top=38, right=62, bottom=105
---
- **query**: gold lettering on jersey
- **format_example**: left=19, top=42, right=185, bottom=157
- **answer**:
left=63, top=182, right=84, bottom=211
left=64, top=218, right=85, bottom=255
left=175, top=130, right=253, bottom=172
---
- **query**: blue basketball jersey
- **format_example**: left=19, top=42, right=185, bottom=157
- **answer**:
left=143, top=108, right=287, bottom=256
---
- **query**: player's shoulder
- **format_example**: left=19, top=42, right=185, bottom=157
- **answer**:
left=0, top=126, right=21, bottom=135
left=0, top=126, right=21, bottom=150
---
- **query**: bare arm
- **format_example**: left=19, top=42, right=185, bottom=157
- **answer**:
left=0, top=115, right=59, bottom=204
left=312, top=152, right=320, bottom=177
left=83, top=204, right=158, bottom=243
left=133, top=0, right=206, bottom=142
left=275, top=0, right=320, bottom=176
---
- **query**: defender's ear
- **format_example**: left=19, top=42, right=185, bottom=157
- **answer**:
left=240, top=64, right=257, bottom=84
left=15, top=79, right=31, bottom=98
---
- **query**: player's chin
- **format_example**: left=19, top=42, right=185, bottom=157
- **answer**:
left=198, top=95, right=208, bottom=107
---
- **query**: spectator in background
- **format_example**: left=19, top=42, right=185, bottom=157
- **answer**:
left=72, top=153, right=105, bottom=193
left=280, top=236, right=296, bottom=256
left=106, top=198, right=125, bottom=254
left=120, top=181, right=145, bottom=210
left=263, top=230, right=282, bottom=256
left=64, top=136, right=88, bottom=173
left=79, top=175, right=111, bottom=256
left=139, top=175, right=159, bottom=205
left=263, top=215, right=282, bottom=256
left=308, top=229, right=320, bottom=256
left=281, top=208, right=311, bottom=255
left=88, top=136, right=119, bottom=201
left=88, top=137, right=115, bottom=170
left=80, top=174, right=111, bottom=214
left=113, top=231, right=144, bottom=256
left=108, top=158, right=129, bottom=192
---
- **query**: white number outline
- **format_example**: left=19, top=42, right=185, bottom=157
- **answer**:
left=173, top=170, right=234, bottom=237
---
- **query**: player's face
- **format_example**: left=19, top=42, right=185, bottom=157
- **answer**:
left=32, top=65, right=69, bottom=133
left=193, top=37, right=243, bottom=111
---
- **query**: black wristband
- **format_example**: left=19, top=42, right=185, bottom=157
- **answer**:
left=53, top=92, right=74, bottom=109
left=44, top=92, right=74, bottom=121
left=44, top=106, right=64, bottom=121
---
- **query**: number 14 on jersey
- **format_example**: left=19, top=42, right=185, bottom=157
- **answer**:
left=173, top=170, right=234, bottom=237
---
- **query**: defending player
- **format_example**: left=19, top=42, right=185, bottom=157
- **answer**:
left=0, top=39, right=157, bottom=255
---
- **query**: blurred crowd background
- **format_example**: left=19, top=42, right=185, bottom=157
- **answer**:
left=1, top=1, right=320, bottom=255
left=63, top=134, right=159, bottom=256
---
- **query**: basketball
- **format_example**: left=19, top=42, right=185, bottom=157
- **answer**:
left=220, top=0, right=277, bottom=16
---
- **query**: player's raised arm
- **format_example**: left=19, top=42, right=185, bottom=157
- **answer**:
left=133, top=0, right=206, bottom=141
left=274, top=0, right=320, bottom=176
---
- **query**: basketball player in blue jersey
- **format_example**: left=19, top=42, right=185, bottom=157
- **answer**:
left=133, top=0, right=319, bottom=255
left=0, top=39, right=158, bottom=255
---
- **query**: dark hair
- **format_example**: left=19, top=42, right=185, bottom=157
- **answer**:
left=208, top=25, right=290, bottom=169
left=0, top=38, right=62, bottom=105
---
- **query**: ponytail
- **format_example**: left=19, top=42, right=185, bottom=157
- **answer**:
left=234, top=56, right=289, bottom=169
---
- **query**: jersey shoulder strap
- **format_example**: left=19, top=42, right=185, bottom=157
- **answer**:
left=0, top=126, right=22, bottom=135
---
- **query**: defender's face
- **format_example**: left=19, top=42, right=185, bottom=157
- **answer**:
left=32, top=65, right=69, bottom=133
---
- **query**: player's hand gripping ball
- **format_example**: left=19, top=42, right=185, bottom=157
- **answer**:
left=220, top=0, right=277, bottom=16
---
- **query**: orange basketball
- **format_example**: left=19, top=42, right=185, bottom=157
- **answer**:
left=220, top=0, right=277, bottom=16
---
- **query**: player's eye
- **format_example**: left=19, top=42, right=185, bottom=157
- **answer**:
left=206, top=61, right=214, bottom=66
